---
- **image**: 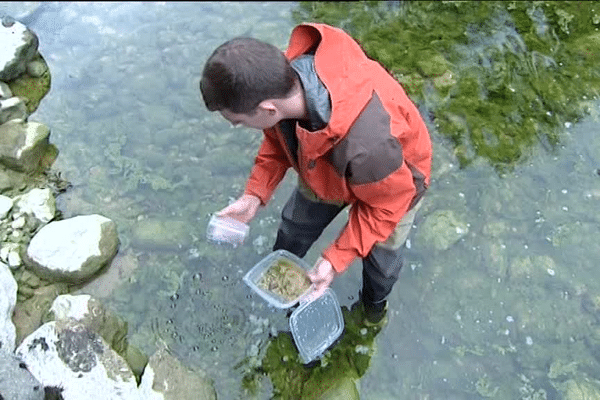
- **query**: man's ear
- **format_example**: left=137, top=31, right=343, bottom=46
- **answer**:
left=257, top=100, right=278, bottom=115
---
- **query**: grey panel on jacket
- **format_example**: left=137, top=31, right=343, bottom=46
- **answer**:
left=330, top=93, right=404, bottom=185
left=291, top=54, right=331, bottom=132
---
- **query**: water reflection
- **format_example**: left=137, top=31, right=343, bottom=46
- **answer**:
left=5, top=1, right=600, bottom=399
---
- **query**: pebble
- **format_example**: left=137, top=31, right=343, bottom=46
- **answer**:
left=7, top=251, right=21, bottom=268
left=525, top=336, right=533, bottom=346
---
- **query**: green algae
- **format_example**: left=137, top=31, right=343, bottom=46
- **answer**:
left=7, top=54, right=51, bottom=114
left=238, top=303, right=381, bottom=399
left=293, top=1, right=600, bottom=171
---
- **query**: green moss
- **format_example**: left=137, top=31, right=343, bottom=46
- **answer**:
left=239, top=304, right=380, bottom=399
left=293, top=1, right=600, bottom=172
left=7, top=55, right=51, bottom=114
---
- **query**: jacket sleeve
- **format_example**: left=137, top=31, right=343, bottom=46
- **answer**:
left=244, top=127, right=292, bottom=205
left=322, top=162, right=417, bottom=273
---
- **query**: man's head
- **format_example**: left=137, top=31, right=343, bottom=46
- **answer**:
left=200, top=37, right=297, bottom=129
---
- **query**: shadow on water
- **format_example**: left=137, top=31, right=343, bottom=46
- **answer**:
left=7, top=1, right=600, bottom=399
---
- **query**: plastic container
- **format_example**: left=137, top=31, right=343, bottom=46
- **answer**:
left=243, top=249, right=313, bottom=308
left=244, top=250, right=345, bottom=364
left=206, top=215, right=249, bottom=247
left=289, top=288, right=344, bottom=364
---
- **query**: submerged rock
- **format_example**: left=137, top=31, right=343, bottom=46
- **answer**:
left=415, top=209, right=469, bottom=251
left=138, top=345, right=217, bottom=400
left=130, top=217, right=191, bottom=250
left=510, top=255, right=557, bottom=280
left=553, top=376, right=600, bottom=400
left=318, top=376, right=360, bottom=400
left=75, top=249, right=139, bottom=299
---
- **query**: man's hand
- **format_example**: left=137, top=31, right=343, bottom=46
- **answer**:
left=307, top=257, right=336, bottom=301
left=216, top=194, right=262, bottom=224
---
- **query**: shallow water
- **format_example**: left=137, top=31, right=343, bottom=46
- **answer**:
left=5, top=1, right=600, bottom=399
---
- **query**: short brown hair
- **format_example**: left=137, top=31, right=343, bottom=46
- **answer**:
left=200, top=37, right=296, bottom=114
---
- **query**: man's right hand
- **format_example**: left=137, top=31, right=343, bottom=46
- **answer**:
left=215, top=193, right=262, bottom=224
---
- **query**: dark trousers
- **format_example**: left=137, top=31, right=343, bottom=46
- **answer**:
left=272, top=188, right=405, bottom=306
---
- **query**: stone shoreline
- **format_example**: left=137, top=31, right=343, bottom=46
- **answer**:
left=1, top=15, right=216, bottom=400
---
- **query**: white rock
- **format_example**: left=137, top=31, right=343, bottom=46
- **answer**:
left=7, top=248, right=21, bottom=268
left=0, top=81, right=12, bottom=98
left=0, top=243, right=18, bottom=264
left=0, top=120, right=52, bottom=173
left=0, top=351, right=44, bottom=400
left=25, top=214, right=119, bottom=284
left=16, top=321, right=141, bottom=400
left=50, top=294, right=94, bottom=322
left=0, top=96, right=28, bottom=124
left=14, top=187, right=55, bottom=223
left=11, top=215, right=26, bottom=229
left=0, top=261, right=17, bottom=352
left=0, top=194, right=13, bottom=219
left=138, top=365, right=164, bottom=400
left=0, top=17, right=39, bottom=81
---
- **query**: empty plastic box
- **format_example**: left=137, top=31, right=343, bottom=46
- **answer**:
left=289, top=288, right=344, bottom=364
left=206, top=215, right=249, bottom=247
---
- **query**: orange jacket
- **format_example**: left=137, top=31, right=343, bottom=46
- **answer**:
left=244, top=23, right=432, bottom=273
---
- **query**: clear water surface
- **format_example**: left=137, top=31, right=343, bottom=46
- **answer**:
left=5, top=2, right=600, bottom=399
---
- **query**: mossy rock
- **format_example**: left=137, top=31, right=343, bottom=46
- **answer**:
left=509, top=255, right=556, bottom=280
left=416, top=209, right=469, bottom=251
left=317, top=376, right=359, bottom=400
left=243, top=304, right=380, bottom=399
left=553, top=377, right=600, bottom=400
left=7, top=54, right=51, bottom=114
left=130, top=218, right=192, bottom=250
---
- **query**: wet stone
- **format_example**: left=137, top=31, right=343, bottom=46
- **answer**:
left=56, top=327, right=104, bottom=373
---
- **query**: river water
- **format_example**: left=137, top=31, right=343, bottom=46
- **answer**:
left=4, top=2, right=600, bottom=399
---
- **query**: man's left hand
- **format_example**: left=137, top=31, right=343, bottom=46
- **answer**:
left=307, top=257, right=335, bottom=301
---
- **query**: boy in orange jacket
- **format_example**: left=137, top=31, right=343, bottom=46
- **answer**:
left=200, top=23, right=432, bottom=325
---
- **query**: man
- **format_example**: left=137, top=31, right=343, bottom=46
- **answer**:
left=200, top=23, right=431, bottom=326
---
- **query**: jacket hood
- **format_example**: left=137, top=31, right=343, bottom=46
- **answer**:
left=285, top=23, right=375, bottom=155
left=290, top=54, right=331, bottom=132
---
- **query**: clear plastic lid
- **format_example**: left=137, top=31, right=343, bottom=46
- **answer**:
left=243, top=249, right=313, bottom=309
left=289, top=288, right=344, bottom=364
left=206, top=215, right=249, bottom=247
